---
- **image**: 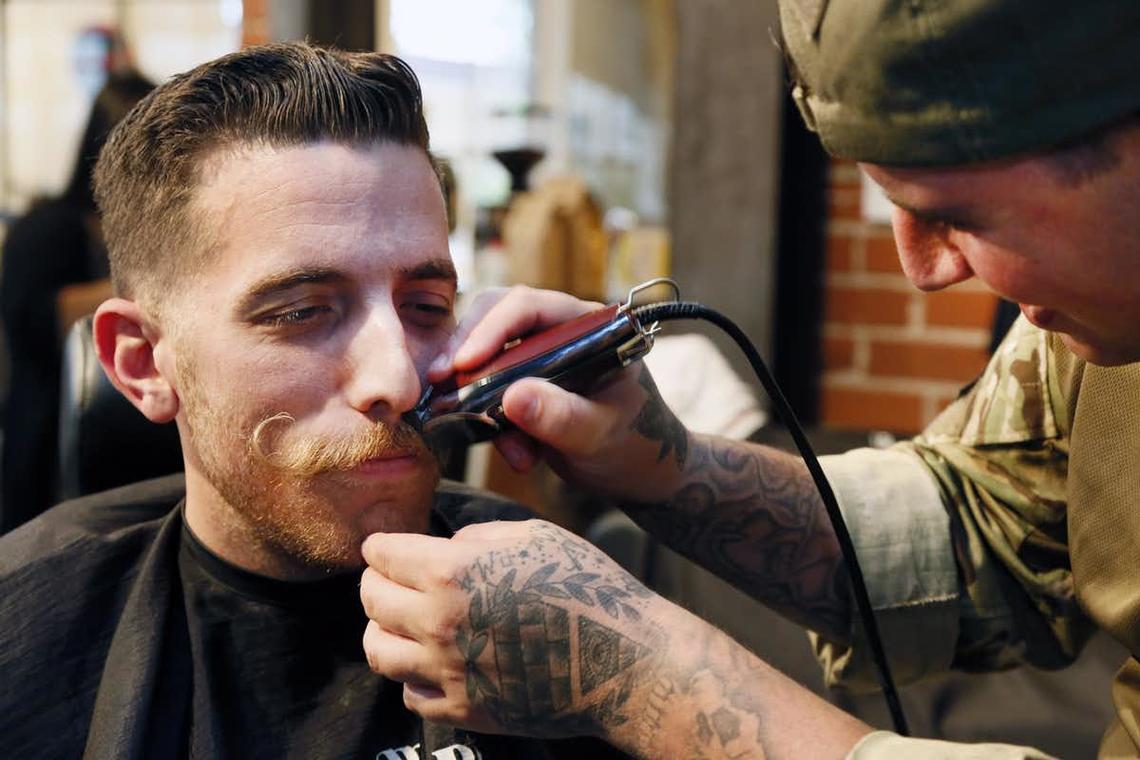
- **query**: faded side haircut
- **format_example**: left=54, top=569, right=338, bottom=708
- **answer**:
left=93, top=42, right=431, bottom=310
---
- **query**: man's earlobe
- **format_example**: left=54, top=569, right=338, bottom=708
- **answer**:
left=92, top=298, right=180, bottom=423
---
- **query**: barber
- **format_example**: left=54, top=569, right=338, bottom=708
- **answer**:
left=360, top=0, right=1140, bottom=757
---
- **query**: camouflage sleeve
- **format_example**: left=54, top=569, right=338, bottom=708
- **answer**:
left=811, top=316, right=1093, bottom=691
left=904, top=316, right=1093, bottom=672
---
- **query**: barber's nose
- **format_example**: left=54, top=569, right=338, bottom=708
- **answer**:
left=890, top=207, right=975, bottom=291
left=343, top=305, right=423, bottom=421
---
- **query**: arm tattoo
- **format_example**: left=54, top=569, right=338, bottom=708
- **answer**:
left=637, top=624, right=774, bottom=758
left=621, top=435, right=851, bottom=641
left=455, top=524, right=659, bottom=737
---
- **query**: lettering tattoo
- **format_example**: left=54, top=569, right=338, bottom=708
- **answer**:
left=454, top=524, right=657, bottom=737
left=622, top=435, right=851, bottom=641
left=629, top=626, right=771, bottom=759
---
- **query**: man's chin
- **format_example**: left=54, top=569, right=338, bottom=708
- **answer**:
left=240, top=474, right=436, bottom=576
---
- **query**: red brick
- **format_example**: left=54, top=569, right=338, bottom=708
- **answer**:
left=925, top=290, right=998, bottom=329
left=821, top=386, right=925, bottom=434
left=865, top=235, right=902, bottom=274
left=823, top=337, right=856, bottom=371
left=828, top=164, right=862, bottom=191
left=242, top=0, right=271, bottom=46
left=828, top=188, right=861, bottom=221
left=869, top=340, right=990, bottom=382
left=825, top=287, right=910, bottom=326
left=825, top=235, right=854, bottom=272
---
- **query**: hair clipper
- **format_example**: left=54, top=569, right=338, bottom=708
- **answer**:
left=404, top=279, right=678, bottom=447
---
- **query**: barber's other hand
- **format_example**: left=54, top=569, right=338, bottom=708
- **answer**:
left=430, top=285, right=690, bottom=503
left=360, top=519, right=666, bottom=738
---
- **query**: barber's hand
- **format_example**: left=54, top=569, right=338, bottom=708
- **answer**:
left=430, top=285, right=691, bottom=503
left=360, top=519, right=667, bottom=738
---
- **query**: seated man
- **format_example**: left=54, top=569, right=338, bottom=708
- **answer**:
left=0, top=42, right=624, bottom=759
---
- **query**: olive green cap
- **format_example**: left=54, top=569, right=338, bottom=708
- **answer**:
left=779, top=0, right=1140, bottom=166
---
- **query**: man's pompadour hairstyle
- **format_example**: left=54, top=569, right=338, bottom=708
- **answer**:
left=93, top=41, right=431, bottom=305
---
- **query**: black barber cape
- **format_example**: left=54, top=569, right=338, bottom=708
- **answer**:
left=0, top=474, right=626, bottom=759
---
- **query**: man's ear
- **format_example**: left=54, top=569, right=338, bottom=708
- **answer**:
left=92, top=298, right=180, bottom=423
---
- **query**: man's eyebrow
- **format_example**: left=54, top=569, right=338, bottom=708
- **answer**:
left=397, top=258, right=458, bottom=285
left=237, top=267, right=347, bottom=313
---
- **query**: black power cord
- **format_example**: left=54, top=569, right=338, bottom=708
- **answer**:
left=633, top=301, right=909, bottom=736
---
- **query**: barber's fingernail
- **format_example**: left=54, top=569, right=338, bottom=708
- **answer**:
left=500, top=438, right=525, bottom=469
left=519, top=394, right=539, bottom=425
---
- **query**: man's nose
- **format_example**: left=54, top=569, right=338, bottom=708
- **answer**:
left=343, top=304, right=423, bottom=421
left=890, top=208, right=975, bottom=291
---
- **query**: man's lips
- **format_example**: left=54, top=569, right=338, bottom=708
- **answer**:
left=351, top=451, right=422, bottom=477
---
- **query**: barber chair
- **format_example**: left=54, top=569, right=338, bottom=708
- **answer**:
left=57, top=315, right=183, bottom=501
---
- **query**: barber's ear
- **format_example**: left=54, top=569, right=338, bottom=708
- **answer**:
left=92, top=298, right=180, bottom=423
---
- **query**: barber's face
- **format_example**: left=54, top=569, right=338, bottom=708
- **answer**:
left=170, top=141, right=454, bottom=571
left=861, top=123, right=1140, bottom=365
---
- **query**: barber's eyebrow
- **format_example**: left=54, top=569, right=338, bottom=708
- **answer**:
left=236, top=267, right=347, bottom=314
left=886, top=196, right=984, bottom=231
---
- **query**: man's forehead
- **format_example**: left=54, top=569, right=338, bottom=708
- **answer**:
left=195, top=141, right=441, bottom=213
left=187, top=142, right=450, bottom=291
left=859, top=159, right=1021, bottom=207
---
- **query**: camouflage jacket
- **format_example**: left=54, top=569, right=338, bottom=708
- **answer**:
left=814, top=316, right=1140, bottom=757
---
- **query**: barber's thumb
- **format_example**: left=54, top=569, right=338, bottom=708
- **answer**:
left=501, top=378, right=611, bottom=455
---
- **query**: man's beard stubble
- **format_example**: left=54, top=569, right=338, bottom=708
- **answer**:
left=178, top=358, right=439, bottom=572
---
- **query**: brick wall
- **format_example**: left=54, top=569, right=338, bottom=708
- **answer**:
left=819, top=160, right=998, bottom=435
left=242, top=0, right=271, bottom=47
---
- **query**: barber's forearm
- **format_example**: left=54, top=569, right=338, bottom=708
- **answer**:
left=621, top=433, right=852, bottom=642
left=605, top=600, right=870, bottom=759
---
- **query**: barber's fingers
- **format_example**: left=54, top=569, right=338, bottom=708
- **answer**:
left=362, top=619, right=443, bottom=690
left=493, top=429, right=540, bottom=472
left=429, top=285, right=602, bottom=381
left=500, top=377, right=618, bottom=456
left=362, top=533, right=462, bottom=592
left=428, top=287, right=509, bottom=380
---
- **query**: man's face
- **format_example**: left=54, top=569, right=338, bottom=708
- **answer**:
left=861, top=123, right=1140, bottom=366
left=166, top=141, right=454, bottom=574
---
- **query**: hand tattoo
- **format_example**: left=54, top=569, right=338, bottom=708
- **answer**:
left=452, top=524, right=797, bottom=758
left=455, top=524, right=658, bottom=737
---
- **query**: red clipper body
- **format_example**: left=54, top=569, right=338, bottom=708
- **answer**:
left=405, top=296, right=663, bottom=447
